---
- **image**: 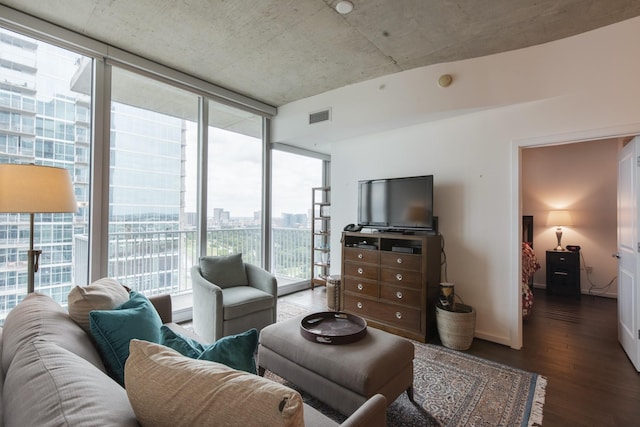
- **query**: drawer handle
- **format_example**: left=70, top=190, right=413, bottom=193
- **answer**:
left=554, top=272, right=568, bottom=276
left=396, top=291, right=403, bottom=299
left=396, top=273, right=403, bottom=281
left=357, top=301, right=363, bottom=309
left=358, top=253, right=363, bottom=259
left=396, top=258, right=403, bottom=264
left=395, top=311, right=402, bottom=319
left=357, top=283, right=364, bottom=291
left=357, top=267, right=363, bottom=275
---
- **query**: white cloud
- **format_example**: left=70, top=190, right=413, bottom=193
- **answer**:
left=184, top=126, right=322, bottom=218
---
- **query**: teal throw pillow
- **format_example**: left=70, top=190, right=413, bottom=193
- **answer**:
left=89, top=291, right=162, bottom=386
left=160, top=326, right=258, bottom=374
left=198, top=253, right=248, bottom=288
left=159, top=325, right=205, bottom=359
left=198, top=328, right=258, bottom=374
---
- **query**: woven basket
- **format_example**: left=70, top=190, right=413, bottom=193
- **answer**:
left=326, top=275, right=341, bottom=311
left=436, top=304, right=476, bottom=350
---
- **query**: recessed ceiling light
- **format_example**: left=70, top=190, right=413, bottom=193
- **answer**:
left=336, top=1, right=354, bottom=15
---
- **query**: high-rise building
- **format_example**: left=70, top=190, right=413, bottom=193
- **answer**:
left=0, top=27, right=186, bottom=319
left=0, top=29, right=81, bottom=313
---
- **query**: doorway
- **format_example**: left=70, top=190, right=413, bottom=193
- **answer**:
left=521, top=139, right=619, bottom=303
left=511, top=126, right=640, bottom=350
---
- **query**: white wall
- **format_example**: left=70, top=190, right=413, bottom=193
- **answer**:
left=273, top=17, right=640, bottom=347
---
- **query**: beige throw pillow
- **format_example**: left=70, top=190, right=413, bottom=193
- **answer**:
left=68, top=278, right=130, bottom=333
left=125, top=340, right=305, bottom=427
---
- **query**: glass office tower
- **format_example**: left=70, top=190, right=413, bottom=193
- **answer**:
left=0, top=29, right=85, bottom=313
left=0, top=27, right=186, bottom=319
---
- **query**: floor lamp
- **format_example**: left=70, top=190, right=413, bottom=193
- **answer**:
left=0, top=164, right=77, bottom=294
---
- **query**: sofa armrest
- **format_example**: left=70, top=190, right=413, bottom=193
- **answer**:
left=149, top=294, right=173, bottom=324
left=340, top=394, right=387, bottom=427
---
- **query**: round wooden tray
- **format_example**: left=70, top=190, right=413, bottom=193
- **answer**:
left=299, top=312, right=367, bottom=344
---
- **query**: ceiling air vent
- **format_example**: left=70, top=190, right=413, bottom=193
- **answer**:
left=309, top=108, right=331, bottom=124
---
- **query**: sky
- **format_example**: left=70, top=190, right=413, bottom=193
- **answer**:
left=184, top=125, right=322, bottom=218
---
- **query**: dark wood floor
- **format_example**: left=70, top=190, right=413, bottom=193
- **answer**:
left=281, top=287, right=640, bottom=427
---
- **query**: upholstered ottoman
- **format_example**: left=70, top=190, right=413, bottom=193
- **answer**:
left=258, top=314, right=414, bottom=417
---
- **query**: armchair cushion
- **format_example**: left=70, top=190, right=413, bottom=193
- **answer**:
left=223, top=286, right=275, bottom=320
left=199, top=253, right=248, bottom=288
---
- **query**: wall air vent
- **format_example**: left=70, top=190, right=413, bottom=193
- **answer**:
left=309, top=108, right=331, bottom=124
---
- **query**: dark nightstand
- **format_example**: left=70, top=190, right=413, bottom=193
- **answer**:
left=546, top=250, right=581, bottom=298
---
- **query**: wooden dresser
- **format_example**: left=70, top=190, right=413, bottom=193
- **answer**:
left=340, top=231, right=442, bottom=342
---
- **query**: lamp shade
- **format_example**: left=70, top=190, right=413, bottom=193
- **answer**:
left=546, top=209, right=573, bottom=227
left=0, top=164, right=77, bottom=213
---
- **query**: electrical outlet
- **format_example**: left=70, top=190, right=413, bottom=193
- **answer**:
left=586, top=266, right=593, bottom=274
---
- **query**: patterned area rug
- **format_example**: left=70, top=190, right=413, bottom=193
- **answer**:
left=272, top=300, right=546, bottom=427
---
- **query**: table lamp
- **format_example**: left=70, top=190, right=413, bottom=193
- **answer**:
left=0, top=164, right=77, bottom=294
left=546, top=209, right=573, bottom=251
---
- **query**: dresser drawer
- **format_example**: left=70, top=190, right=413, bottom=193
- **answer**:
left=343, top=295, right=421, bottom=332
left=343, top=277, right=378, bottom=298
left=344, top=262, right=378, bottom=281
left=344, top=247, right=378, bottom=264
left=380, top=268, right=422, bottom=289
left=380, top=285, right=421, bottom=308
left=380, top=252, right=421, bottom=271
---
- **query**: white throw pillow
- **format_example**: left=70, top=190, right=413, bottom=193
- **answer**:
left=67, top=278, right=130, bottom=333
left=125, top=340, right=305, bottom=427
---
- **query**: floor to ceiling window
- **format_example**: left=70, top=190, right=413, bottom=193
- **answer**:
left=0, top=28, right=91, bottom=320
left=206, top=101, right=263, bottom=266
left=271, top=150, right=324, bottom=290
left=108, top=66, right=198, bottom=295
left=0, top=9, right=328, bottom=322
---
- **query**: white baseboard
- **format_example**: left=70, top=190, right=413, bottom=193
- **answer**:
left=532, top=283, right=617, bottom=299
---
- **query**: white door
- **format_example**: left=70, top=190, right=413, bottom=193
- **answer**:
left=617, top=136, right=640, bottom=371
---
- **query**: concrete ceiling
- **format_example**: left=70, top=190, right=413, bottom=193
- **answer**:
left=2, top=0, right=640, bottom=109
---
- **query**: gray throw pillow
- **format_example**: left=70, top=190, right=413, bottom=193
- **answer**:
left=199, top=253, right=248, bottom=288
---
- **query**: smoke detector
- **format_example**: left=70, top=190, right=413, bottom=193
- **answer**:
left=336, top=1, right=354, bottom=14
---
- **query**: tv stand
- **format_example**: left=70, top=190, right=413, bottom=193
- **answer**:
left=341, top=231, right=442, bottom=342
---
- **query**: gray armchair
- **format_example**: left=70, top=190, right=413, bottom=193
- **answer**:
left=191, top=253, right=277, bottom=343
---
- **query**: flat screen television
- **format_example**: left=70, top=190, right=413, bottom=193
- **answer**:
left=358, top=175, right=434, bottom=231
